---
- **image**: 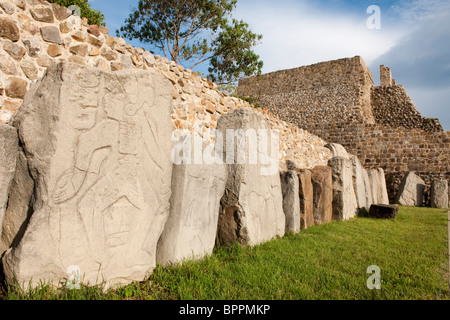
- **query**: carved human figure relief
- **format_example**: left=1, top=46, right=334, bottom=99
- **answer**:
left=53, top=70, right=170, bottom=272
left=2, top=63, right=173, bottom=289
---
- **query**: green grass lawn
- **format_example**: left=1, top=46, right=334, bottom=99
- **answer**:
left=1, top=206, right=448, bottom=300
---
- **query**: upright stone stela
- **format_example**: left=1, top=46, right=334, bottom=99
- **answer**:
left=0, top=124, right=18, bottom=239
left=281, top=170, right=301, bottom=233
left=328, top=156, right=358, bottom=221
left=156, top=137, right=227, bottom=266
left=2, top=62, right=174, bottom=289
left=431, top=179, right=449, bottom=209
left=215, top=109, right=286, bottom=247
left=396, top=172, right=425, bottom=207
left=296, top=169, right=314, bottom=229
left=310, top=166, right=333, bottom=225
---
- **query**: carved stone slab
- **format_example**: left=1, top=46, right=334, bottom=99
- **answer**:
left=350, top=155, right=373, bottom=213
left=431, top=179, right=449, bottom=209
left=310, top=165, right=333, bottom=225
left=368, top=168, right=389, bottom=205
left=325, top=143, right=350, bottom=159
left=2, top=62, right=173, bottom=289
left=295, top=169, right=314, bottom=230
left=0, top=149, right=34, bottom=255
left=0, top=124, right=18, bottom=242
left=215, top=108, right=285, bottom=247
left=368, top=170, right=379, bottom=206
left=156, top=161, right=227, bottom=266
left=395, top=171, right=425, bottom=207
left=281, top=170, right=301, bottom=234
left=328, top=157, right=358, bottom=221
left=376, top=168, right=390, bottom=205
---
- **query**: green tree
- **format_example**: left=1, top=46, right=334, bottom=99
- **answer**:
left=208, top=19, right=263, bottom=85
left=47, top=0, right=106, bottom=26
left=117, top=0, right=263, bottom=86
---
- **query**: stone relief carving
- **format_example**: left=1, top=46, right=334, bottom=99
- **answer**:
left=3, top=63, right=173, bottom=289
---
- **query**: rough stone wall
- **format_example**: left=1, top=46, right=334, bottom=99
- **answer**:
left=380, top=65, right=393, bottom=87
left=0, top=0, right=332, bottom=171
left=237, top=56, right=376, bottom=130
left=238, top=56, right=450, bottom=205
left=371, top=85, right=443, bottom=132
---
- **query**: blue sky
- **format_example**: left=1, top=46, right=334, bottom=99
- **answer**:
left=90, top=0, right=450, bottom=130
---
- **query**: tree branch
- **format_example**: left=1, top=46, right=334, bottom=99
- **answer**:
left=179, top=11, right=202, bottom=52
left=189, top=54, right=213, bottom=69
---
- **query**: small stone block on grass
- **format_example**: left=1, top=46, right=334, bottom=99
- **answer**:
left=369, top=204, right=399, bottom=220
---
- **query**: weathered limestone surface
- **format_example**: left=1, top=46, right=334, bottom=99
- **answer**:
left=0, top=149, right=34, bottom=255
left=328, top=157, right=358, bottom=221
left=2, top=62, right=174, bottom=289
left=215, top=108, right=285, bottom=247
left=368, top=168, right=389, bottom=205
left=310, top=165, right=333, bottom=225
left=376, top=169, right=390, bottom=205
left=0, top=17, right=20, bottom=42
left=325, top=143, right=349, bottom=159
left=431, top=179, right=449, bottom=209
left=362, top=169, right=373, bottom=208
left=368, top=170, right=379, bottom=206
left=350, top=155, right=373, bottom=212
left=369, top=204, right=399, bottom=220
left=0, top=123, right=18, bottom=240
left=395, top=171, right=425, bottom=207
left=0, top=0, right=333, bottom=174
left=280, top=170, right=300, bottom=233
left=156, top=161, right=227, bottom=266
left=295, top=168, right=314, bottom=230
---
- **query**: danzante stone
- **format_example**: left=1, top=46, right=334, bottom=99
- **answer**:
left=2, top=62, right=174, bottom=290
left=395, top=172, right=425, bottom=207
left=328, top=156, right=358, bottom=221
left=310, top=165, right=333, bottom=225
left=215, top=108, right=285, bottom=247
left=281, top=170, right=301, bottom=233
left=157, top=139, right=227, bottom=266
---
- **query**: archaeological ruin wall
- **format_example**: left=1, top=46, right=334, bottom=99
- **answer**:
left=238, top=57, right=450, bottom=205
left=238, top=56, right=376, bottom=131
left=1, top=0, right=445, bottom=290
left=0, top=0, right=333, bottom=170
left=0, top=0, right=337, bottom=289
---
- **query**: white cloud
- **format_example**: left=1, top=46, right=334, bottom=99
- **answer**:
left=232, top=0, right=450, bottom=130
left=370, top=7, right=450, bottom=130
left=90, top=0, right=450, bottom=130
left=233, top=0, right=407, bottom=73
left=390, top=0, right=450, bottom=22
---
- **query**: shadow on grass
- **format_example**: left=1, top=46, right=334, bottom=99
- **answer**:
left=356, top=208, right=370, bottom=218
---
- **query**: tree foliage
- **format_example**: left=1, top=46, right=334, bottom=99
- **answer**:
left=47, top=0, right=106, bottom=26
left=208, top=19, right=263, bottom=85
left=117, top=0, right=263, bottom=85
